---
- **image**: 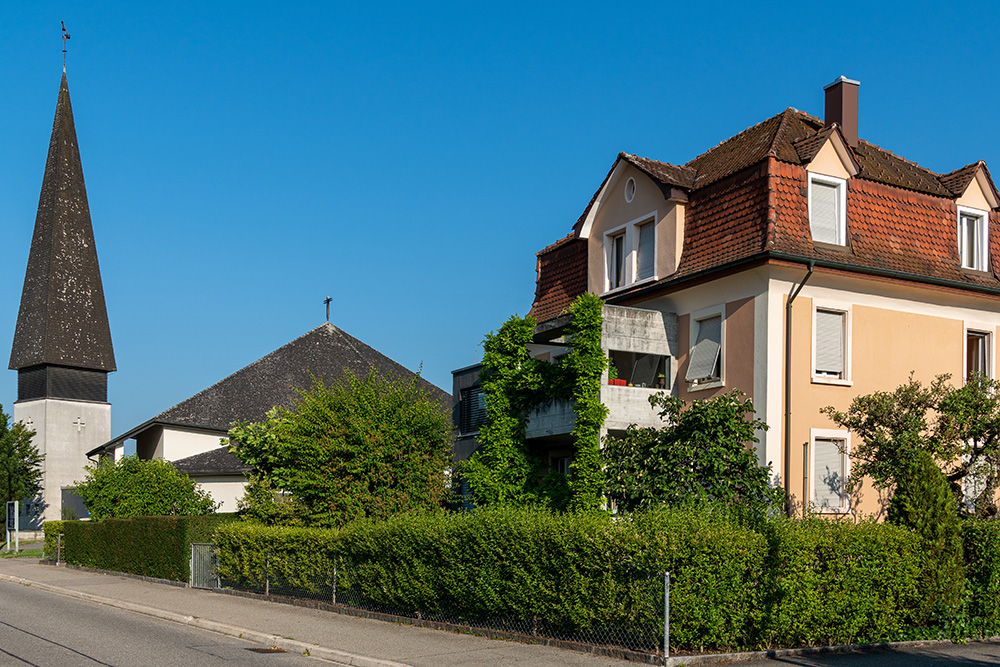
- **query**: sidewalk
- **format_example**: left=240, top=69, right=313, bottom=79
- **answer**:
left=0, top=558, right=643, bottom=667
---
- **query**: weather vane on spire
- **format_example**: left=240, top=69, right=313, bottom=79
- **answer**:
left=61, top=21, right=70, bottom=66
left=324, top=296, right=332, bottom=322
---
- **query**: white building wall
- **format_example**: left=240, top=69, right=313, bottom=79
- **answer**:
left=14, top=398, right=111, bottom=523
left=160, top=429, right=226, bottom=462
left=193, top=477, right=247, bottom=513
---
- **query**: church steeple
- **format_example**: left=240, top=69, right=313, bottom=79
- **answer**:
left=9, top=70, right=115, bottom=378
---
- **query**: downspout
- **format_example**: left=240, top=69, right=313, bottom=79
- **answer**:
left=784, top=261, right=814, bottom=517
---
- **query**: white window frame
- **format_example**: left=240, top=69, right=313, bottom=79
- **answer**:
left=809, top=429, right=851, bottom=514
left=958, top=206, right=989, bottom=271
left=808, top=173, right=847, bottom=246
left=602, top=212, right=657, bottom=294
left=964, top=322, right=994, bottom=382
left=686, top=305, right=725, bottom=391
left=811, top=302, right=852, bottom=386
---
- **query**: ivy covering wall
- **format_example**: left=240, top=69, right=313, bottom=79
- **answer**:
left=462, top=293, right=607, bottom=511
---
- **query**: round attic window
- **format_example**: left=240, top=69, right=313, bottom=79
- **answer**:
left=624, top=177, right=636, bottom=203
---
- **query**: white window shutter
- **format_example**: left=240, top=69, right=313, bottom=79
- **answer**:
left=636, top=222, right=654, bottom=280
left=813, top=438, right=844, bottom=508
left=810, top=181, right=840, bottom=244
left=815, top=310, right=844, bottom=376
left=686, top=316, right=721, bottom=382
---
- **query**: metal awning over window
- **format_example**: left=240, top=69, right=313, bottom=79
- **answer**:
left=685, top=315, right=721, bottom=383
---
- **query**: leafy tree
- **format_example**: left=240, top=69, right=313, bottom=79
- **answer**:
left=235, top=473, right=309, bottom=526
left=887, top=451, right=964, bottom=620
left=822, top=373, right=1000, bottom=515
left=229, top=369, right=453, bottom=528
left=75, top=456, right=218, bottom=519
left=604, top=390, right=780, bottom=512
left=0, top=406, right=43, bottom=505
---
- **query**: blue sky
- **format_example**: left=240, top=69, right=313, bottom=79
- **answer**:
left=2, top=2, right=1000, bottom=435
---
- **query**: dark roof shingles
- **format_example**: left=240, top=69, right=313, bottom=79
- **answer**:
left=10, top=71, right=115, bottom=372
left=156, top=323, right=450, bottom=431
left=172, top=446, right=250, bottom=476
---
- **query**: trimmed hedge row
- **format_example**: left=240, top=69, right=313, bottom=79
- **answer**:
left=962, top=519, right=1000, bottom=636
left=58, top=514, right=237, bottom=582
left=215, top=507, right=937, bottom=651
left=43, top=520, right=65, bottom=561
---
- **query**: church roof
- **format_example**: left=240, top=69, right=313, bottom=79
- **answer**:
left=151, top=323, right=449, bottom=432
left=171, top=446, right=251, bottom=477
left=9, top=70, right=115, bottom=372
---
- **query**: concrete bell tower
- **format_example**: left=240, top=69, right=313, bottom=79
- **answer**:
left=9, top=68, right=115, bottom=524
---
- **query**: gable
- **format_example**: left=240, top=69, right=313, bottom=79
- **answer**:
left=956, top=168, right=999, bottom=211
left=805, top=134, right=858, bottom=180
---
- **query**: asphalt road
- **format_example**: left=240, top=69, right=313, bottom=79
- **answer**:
left=734, top=641, right=1000, bottom=666
left=0, top=579, right=319, bottom=666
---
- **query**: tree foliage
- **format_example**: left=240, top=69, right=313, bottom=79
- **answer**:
left=822, top=373, right=1000, bottom=516
left=0, top=406, right=42, bottom=505
left=229, top=369, right=453, bottom=528
left=886, top=450, right=964, bottom=620
left=75, top=456, right=218, bottom=519
left=604, top=390, right=780, bottom=513
left=461, top=292, right=607, bottom=511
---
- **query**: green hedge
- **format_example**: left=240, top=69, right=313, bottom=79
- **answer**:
left=963, top=519, right=1000, bottom=636
left=215, top=523, right=337, bottom=596
left=214, top=507, right=936, bottom=652
left=63, top=514, right=236, bottom=582
left=43, top=521, right=65, bottom=561
left=760, top=518, right=922, bottom=647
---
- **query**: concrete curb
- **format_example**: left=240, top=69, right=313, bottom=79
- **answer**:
left=0, top=572, right=410, bottom=667
left=661, top=639, right=954, bottom=666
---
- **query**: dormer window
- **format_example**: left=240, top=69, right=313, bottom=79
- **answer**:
left=958, top=207, right=988, bottom=271
left=603, top=214, right=656, bottom=292
left=808, top=174, right=847, bottom=245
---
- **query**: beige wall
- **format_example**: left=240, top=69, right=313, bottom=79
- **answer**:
left=786, top=296, right=971, bottom=518
left=585, top=164, right=683, bottom=293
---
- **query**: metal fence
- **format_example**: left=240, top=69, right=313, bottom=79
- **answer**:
left=207, top=544, right=671, bottom=659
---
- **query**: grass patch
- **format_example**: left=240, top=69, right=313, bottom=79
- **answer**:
left=0, top=548, right=44, bottom=559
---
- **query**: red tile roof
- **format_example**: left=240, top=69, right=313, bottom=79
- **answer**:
left=530, top=106, right=1000, bottom=320
left=530, top=235, right=588, bottom=321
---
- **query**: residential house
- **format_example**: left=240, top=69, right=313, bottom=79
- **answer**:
left=454, top=77, right=1000, bottom=517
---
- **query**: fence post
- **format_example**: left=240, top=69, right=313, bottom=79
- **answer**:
left=56, top=533, right=62, bottom=564
left=332, top=564, right=337, bottom=605
left=265, top=552, right=270, bottom=597
left=663, top=571, right=670, bottom=663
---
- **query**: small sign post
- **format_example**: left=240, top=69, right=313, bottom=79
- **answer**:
left=5, top=501, right=18, bottom=553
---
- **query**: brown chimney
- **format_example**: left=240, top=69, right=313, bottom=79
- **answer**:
left=824, top=76, right=860, bottom=147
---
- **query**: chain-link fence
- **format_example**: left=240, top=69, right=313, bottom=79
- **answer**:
left=215, top=546, right=669, bottom=658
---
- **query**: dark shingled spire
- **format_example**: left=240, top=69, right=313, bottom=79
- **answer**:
left=10, top=70, right=115, bottom=373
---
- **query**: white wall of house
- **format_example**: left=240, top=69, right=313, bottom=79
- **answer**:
left=192, top=476, right=247, bottom=513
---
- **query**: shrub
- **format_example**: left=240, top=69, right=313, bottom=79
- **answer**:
left=605, top=391, right=780, bottom=513
left=760, top=517, right=922, bottom=647
left=229, top=369, right=453, bottom=528
left=962, top=519, right=1000, bottom=636
left=888, top=451, right=964, bottom=621
left=42, top=520, right=64, bottom=560
left=63, top=514, right=236, bottom=581
left=74, top=456, right=218, bottom=519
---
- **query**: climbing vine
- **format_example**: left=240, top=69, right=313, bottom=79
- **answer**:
left=462, top=293, right=607, bottom=512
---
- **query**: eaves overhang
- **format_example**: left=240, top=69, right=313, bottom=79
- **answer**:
left=596, top=251, right=1000, bottom=309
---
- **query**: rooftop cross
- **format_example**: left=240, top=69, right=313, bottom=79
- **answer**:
left=324, top=296, right=332, bottom=322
